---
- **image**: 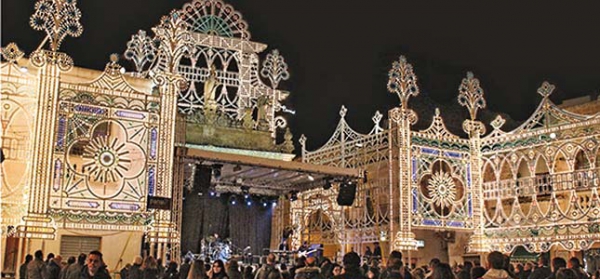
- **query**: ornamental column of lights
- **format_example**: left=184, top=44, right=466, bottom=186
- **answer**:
left=387, top=56, right=419, bottom=252
left=260, top=49, right=290, bottom=138
left=145, top=11, right=192, bottom=258
left=458, top=72, right=489, bottom=253
left=17, top=0, right=82, bottom=239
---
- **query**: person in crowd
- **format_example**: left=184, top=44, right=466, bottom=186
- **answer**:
left=470, top=267, right=486, bottom=279
left=320, top=259, right=333, bottom=279
left=28, top=250, right=49, bottom=279
left=179, top=258, right=191, bottom=279
left=482, top=252, right=510, bottom=279
left=163, top=261, right=179, bottom=279
left=208, top=260, right=228, bottom=279
left=457, top=262, right=472, bottom=279
left=129, top=256, right=143, bottom=279
left=20, top=254, right=33, bottom=279
left=289, top=257, right=307, bottom=279
left=380, top=251, right=403, bottom=279
left=157, top=259, right=166, bottom=279
left=502, top=256, right=517, bottom=279
left=254, top=253, right=281, bottom=279
left=529, top=257, right=551, bottom=279
left=47, top=255, right=63, bottom=279
left=557, top=269, right=579, bottom=279
left=520, top=263, right=532, bottom=279
left=141, top=256, right=159, bottom=279
left=188, top=259, right=206, bottom=279
left=280, top=264, right=291, bottom=279
left=226, top=260, right=242, bottom=279
left=373, top=244, right=382, bottom=260
left=46, top=254, right=56, bottom=266
left=81, top=250, right=111, bottom=279
left=330, top=265, right=341, bottom=278
left=242, top=266, right=253, bottom=279
left=425, top=259, right=441, bottom=279
left=61, top=257, right=75, bottom=279
left=66, top=254, right=86, bottom=279
left=367, top=267, right=380, bottom=279
left=548, top=258, right=567, bottom=279
left=120, top=264, right=131, bottom=279
left=567, top=258, right=588, bottom=279
left=432, top=263, right=454, bottom=279
left=412, top=268, right=425, bottom=279
left=364, top=248, right=373, bottom=262
left=294, top=257, right=322, bottom=279
left=334, top=252, right=366, bottom=279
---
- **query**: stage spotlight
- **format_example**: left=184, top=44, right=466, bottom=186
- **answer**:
left=246, top=200, right=252, bottom=206
left=307, top=174, right=315, bottom=181
left=241, top=186, right=250, bottom=199
left=228, top=195, right=237, bottom=205
left=289, top=191, right=298, bottom=201
left=260, top=197, right=268, bottom=207
left=272, top=201, right=277, bottom=207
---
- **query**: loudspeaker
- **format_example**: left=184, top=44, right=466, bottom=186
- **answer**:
left=336, top=182, right=356, bottom=206
left=194, top=165, right=212, bottom=194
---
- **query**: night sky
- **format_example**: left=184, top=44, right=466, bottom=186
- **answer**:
left=3, top=0, right=600, bottom=151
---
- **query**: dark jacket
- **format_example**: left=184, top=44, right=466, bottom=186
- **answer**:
left=528, top=267, right=550, bottom=279
left=80, top=266, right=112, bottom=279
left=294, top=267, right=323, bottom=279
left=333, top=267, right=367, bottom=279
left=255, top=264, right=282, bottom=279
left=129, top=265, right=143, bottom=279
left=179, top=264, right=191, bottom=279
left=28, top=259, right=49, bottom=279
left=143, top=268, right=160, bottom=279
left=20, top=262, right=29, bottom=279
left=48, top=261, right=62, bottom=279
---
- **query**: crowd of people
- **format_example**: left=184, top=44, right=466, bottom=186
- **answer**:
left=17, top=249, right=600, bottom=279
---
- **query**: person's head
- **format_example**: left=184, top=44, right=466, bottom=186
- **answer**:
left=266, top=253, right=276, bottom=264
left=429, top=258, right=441, bottom=270
left=47, top=253, right=55, bottom=261
left=167, top=261, right=178, bottom=272
left=77, top=253, right=87, bottom=265
left=524, top=262, right=533, bottom=271
left=332, top=264, right=342, bottom=276
left=34, top=250, right=44, bottom=260
left=551, top=258, right=566, bottom=272
left=343, top=252, right=361, bottom=269
left=87, top=250, right=104, bottom=275
left=53, top=255, right=63, bottom=265
left=556, top=268, right=578, bottom=279
left=433, top=263, right=455, bottom=279
left=190, top=259, right=206, bottom=279
left=367, top=267, right=380, bottom=279
left=366, top=247, right=372, bottom=251
left=321, top=258, right=331, bottom=267
left=295, top=256, right=306, bottom=267
left=228, top=260, right=239, bottom=272
left=390, top=251, right=403, bottom=261
left=212, top=260, right=226, bottom=275
left=67, top=256, right=76, bottom=265
left=515, top=264, right=523, bottom=273
left=133, top=256, right=143, bottom=266
left=412, top=267, right=426, bottom=279
left=184, top=257, right=191, bottom=264
left=463, top=262, right=473, bottom=271
left=471, top=266, right=486, bottom=279
left=305, top=257, right=317, bottom=267
left=280, top=263, right=287, bottom=271
left=487, top=251, right=504, bottom=270
left=567, top=258, right=580, bottom=269
left=538, top=256, right=549, bottom=267
left=25, top=254, right=33, bottom=263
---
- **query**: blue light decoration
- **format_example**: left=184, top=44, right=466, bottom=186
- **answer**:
left=53, top=160, right=62, bottom=192
left=148, top=166, right=155, bottom=196
left=412, top=188, right=418, bottom=213
left=412, top=157, right=417, bottom=182
left=422, top=147, right=439, bottom=155
left=150, top=128, right=157, bottom=159
left=56, top=116, right=66, bottom=149
left=115, top=110, right=145, bottom=120
left=109, top=203, right=140, bottom=211
left=74, top=105, right=107, bottom=115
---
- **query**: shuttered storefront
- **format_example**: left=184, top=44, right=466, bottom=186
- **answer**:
left=60, top=236, right=101, bottom=259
